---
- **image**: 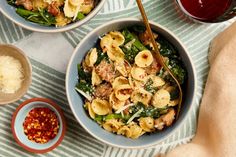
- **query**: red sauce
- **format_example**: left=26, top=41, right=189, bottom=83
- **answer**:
left=23, top=107, right=59, bottom=144
left=178, top=0, right=232, bottom=22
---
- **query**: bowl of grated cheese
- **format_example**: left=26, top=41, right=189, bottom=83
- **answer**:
left=0, top=44, right=32, bottom=105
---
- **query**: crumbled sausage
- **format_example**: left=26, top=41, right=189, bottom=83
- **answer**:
left=145, top=57, right=161, bottom=75
left=94, top=83, right=113, bottom=100
left=95, top=60, right=116, bottom=82
left=48, top=2, right=60, bottom=16
left=154, top=108, right=175, bottom=130
left=16, top=0, right=33, bottom=10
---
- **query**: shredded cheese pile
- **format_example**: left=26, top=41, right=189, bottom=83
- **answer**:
left=0, top=56, right=24, bottom=94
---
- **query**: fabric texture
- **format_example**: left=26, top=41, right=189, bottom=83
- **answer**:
left=0, top=0, right=236, bottom=156
left=161, top=21, right=236, bottom=157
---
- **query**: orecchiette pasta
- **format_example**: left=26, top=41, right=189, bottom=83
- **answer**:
left=139, top=117, right=155, bottom=132
left=147, top=75, right=165, bottom=87
left=107, top=46, right=125, bottom=62
left=115, top=84, right=132, bottom=101
left=131, top=88, right=152, bottom=106
left=135, top=50, right=153, bottom=68
left=86, top=101, right=96, bottom=119
left=117, top=126, right=132, bottom=138
left=115, top=61, right=131, bottom=77
left=103, top=119, right=123, bottom=133
left=131, top=66, right=147, bottom=81
left=109, top=31, right=125, bottom=46
left=112, top=76, right=129, bottom=89
left=128, top=123, right=143, bottom=139
left=100, top=34, right=113, bottom=52
left=92, top=69, right=102, bottom=86
left=152, top=89, right=170, bottom=108
left=109, top=92, right=126, bottom=110
left=84, top=48, right=98, bottom=67
left=91, top=99, right=111, bottom=115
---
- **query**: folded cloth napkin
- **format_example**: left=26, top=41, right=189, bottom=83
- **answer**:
left=158, top=21, right=236, bottom=157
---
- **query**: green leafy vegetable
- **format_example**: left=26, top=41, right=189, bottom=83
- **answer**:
left=16, top=8, right=55, bottom=26
left=75, top=82, right=94, bottom=94
left=94, top=114, right=130, bottom=122
left=144, top=78, right=158, bottom=94
left=129, top=102, right=169, bottom=119
left=121, top=28, right=147, bottom=63
left=77, top=64, right=91, bottom=83
left=170, top=88, right=179, bottom=100
left=95, top=48, right=109, bottom=65
left=77, top=12, right=85, bottom=20
left=7, top=0, right=16, bottom=6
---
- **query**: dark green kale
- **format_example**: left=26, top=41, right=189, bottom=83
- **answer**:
left=95, top=48, right=109, bottom=65
left=75, top=81, right=94, bottom=94
left=77, top=64, right=91, bottom=83
left=144, top=78, right=158, bottom=94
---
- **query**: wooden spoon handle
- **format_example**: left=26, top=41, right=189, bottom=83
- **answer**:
left=136, top=0, right=183, bottom=118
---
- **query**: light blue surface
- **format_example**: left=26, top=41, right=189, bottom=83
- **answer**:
left=66, top=18, right=197, bottom=148
left=0, top=0, right=106, bottom=33
left=14, top=101, right=63, bottom=150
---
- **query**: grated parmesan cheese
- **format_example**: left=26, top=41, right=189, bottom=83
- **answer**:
left=0, top=56, right=24, bottom=94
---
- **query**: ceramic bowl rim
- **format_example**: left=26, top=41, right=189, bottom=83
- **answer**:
left=66, top=18, right=197, bottom=149
left=0, top=0, right=107, bottom=33
left=11, top=98, right=66, bottom=153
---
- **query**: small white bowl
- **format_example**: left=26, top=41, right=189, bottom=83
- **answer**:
left=11, top=98, right=66, bottom=153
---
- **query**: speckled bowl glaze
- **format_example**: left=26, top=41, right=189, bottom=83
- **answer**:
left=66, top=18, right=197, bottom=149
left=0, top=0, right=106, bottom=33
left=11, top=98, right=66, bottom=153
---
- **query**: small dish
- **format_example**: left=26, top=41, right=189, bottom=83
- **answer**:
left=11, top=98, right=66, bottom=153
left=0, top=44, right=32, bottom=105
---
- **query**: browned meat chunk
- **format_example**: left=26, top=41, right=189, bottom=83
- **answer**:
left=94, top=83, right=113, bottom=100
left=95, top=60, right=116, bottom=82
left=145, top=57, right=161, bottom=75
left=154, top=109, right=175, bottom=130
left=48, top=2, right=60, bottom=16
left=16, top=0, right=33, bottom=10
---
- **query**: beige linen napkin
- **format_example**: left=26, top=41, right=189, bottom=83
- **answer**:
left=158, top=21, right=236, bottom=157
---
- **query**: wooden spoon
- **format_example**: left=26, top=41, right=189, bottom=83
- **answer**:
left=136, top=0, right=183, bottom=118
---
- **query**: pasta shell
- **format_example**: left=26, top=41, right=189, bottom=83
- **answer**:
left=107, top=46, right=124, bottom=62
left=100, top=34, right=112, bottom=52
left=109, top=92, right=126, bottom=110
left=109, top=31, right=125, bottom=46
left=128, top=123, right=143, bottom=139
left=131, top=88, right=152, bottom=106
left=147, top=75, right=165, bottom=87
left=86, top=101, right=96, bottom=119
left=117, top=126, right=132, bottom=138
left=115, top=84, right=132, bottom=101
left=152, top=89, right=170, bottom=108
left=112, top=76, right=129, bottom=89
left=135, top=50, right=153, bottom=68
left=91, top=99, right=111, bottom=115
left=103, top=119, right=123, bottom=133
left=139, top=117, right=154, bottom=132
left=131, top=67, right=147, bottom=81
left=92, top=69, right=102, bottom=86
left=85, top=48, right=98, bottom=67
left=115, top=61, right=131, bottom=77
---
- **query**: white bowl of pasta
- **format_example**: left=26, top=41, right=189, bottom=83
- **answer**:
left=66, top=18, right=197, bottom=148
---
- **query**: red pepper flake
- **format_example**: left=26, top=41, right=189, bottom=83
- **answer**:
left=23, top=107, right=59, bottom=144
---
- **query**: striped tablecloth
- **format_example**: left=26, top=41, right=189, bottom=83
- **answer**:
left=0, top=0, right=235, bottom=157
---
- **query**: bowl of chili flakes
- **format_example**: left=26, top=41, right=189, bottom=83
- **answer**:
left=11, top=98, right=66, bottom=153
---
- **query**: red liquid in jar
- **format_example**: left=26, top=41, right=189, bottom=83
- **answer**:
left=178, top=0, right=232, bottom=22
